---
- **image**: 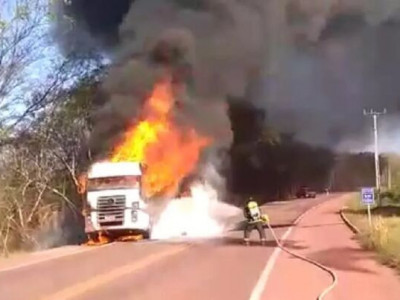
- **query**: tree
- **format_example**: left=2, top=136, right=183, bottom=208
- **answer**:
left=227, top=100, right=335, bottom=201
left=0, top=0, right=103, bottom=136
left=0, top=0, right=48, bottom=125
left=0, top=69, right=102, bottom=254
left=0, top=0, right=106, bottom=254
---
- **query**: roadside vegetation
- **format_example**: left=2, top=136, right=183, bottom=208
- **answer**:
left=345, top=195, right=400, bottom=272
left=0, top=0, right=103, bottom=255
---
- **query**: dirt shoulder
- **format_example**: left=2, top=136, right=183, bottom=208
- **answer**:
left=343, top=196, right=400, bottom=272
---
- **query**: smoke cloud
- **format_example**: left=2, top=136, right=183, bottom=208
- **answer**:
left=56, top=0, right=400, bottom=152
left=266, top=2, right=400, bottom=150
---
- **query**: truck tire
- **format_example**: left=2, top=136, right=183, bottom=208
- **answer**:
left=143, top=230, right=151, bottom=239
left=87, top=232, right=99, bottom=242
left=143, top=221, right=152, bottom=239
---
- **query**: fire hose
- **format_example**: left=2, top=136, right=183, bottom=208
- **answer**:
left=263, top=216, right=338, bottom=300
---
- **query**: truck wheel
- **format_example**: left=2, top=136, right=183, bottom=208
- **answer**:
left=87, top=232, right=99, bottom=242
left=143, top=230, right=151, bottom=240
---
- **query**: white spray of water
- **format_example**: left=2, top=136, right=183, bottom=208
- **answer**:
left=150, top=181, right=241, bottom=240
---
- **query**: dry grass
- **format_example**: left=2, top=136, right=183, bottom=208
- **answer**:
left=345, top=196, right=400, bottom=271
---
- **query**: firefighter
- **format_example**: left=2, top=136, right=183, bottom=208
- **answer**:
left=243, top=198, right=267, bottom=246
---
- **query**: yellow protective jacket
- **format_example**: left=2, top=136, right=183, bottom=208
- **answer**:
left=244, top=201, right=269, bottom=224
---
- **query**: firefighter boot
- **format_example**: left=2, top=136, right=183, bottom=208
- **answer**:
left=244, top=239, right=250, bottom=246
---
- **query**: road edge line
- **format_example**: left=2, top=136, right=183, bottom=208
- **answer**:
left=248, top=196, right=335, bottom=300
left=340, top=206, right=361, bottom=234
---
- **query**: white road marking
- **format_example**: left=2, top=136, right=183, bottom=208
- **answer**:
left=249, top=199, right=328, bottom=300
left=0, top=243, right=115, bottom=274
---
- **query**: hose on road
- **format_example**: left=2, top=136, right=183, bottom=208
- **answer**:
left=265, top=220, right=338, bottom=300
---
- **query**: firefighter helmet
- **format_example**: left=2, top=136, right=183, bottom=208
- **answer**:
left=246, top=200, right=261, bottom=221
left=247, top=200, right=258, bottom=209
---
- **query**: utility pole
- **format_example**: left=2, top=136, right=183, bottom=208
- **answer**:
left=363, top=108, right=387, bottom=205
left=388, top=158, right=392, bottom=189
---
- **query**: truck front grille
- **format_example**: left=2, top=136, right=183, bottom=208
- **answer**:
left=97, top=195, right=126, bottom=226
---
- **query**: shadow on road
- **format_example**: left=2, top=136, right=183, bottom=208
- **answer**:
left=299, top=222, right=343, bottom=229
left=304, top=247, right=377, bottom=274
left=216, top=237, right=308, bottom=250
left=229, top=222, right=293, bottom=232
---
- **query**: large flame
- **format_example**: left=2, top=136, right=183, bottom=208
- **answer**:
left=111, top=79, right=211, bottom=198
left=77, top=173, right=87, bottom=195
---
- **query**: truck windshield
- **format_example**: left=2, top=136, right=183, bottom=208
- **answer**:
left=87, top=176, right=140, bottom=191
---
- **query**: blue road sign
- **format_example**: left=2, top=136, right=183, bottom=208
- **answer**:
left=361, top=187, right=375, bottom=205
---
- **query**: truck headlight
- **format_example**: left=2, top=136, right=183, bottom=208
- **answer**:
left=86, top=200, right=95, bottom=210
left=132, top=210, right=138, bottom=222
left=132, top=202, right=139, bottom=210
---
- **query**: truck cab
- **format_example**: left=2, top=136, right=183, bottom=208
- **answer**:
left=84, top=161, right=151, bottom=240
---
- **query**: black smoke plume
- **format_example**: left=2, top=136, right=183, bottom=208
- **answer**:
left=54, top=0, right=400, bottom=153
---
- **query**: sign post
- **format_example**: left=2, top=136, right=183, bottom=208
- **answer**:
left=361, top=187, right=375, bottom=227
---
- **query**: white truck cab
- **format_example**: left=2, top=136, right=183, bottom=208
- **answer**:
left=84, top=161, right=151, bottom=239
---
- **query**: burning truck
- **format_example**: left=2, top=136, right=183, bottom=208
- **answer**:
left=81, top=161, right=200, bottom=243
left=81, top=158, right=238, bottom=243
left=80, top=78, right=212, bottom=244
left=83, top=161, right=152, bottom=242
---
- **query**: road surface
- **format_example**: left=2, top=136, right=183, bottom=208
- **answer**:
left=263, top=194, right=400, bottom=300
left=0, top=194, right=336, bottom=300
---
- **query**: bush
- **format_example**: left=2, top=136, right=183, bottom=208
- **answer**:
left=379, top=189, right=400, bottom=204
left=360, top=216, right=400, bottom=270
left=347, top=196, right=400, bottom=271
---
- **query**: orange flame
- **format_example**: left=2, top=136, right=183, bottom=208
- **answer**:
left=111, top=79, right=211, bottom=198
left=77, top=173, right=87, bottom=195
left=84, top=231, right=111, bottom=246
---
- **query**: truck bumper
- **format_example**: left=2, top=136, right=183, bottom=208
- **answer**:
left=85, top=209, right=151, bottom=234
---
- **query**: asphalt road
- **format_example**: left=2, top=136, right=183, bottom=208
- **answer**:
left=263, top=194, right=400, bottom=300
left=0, top=194, right=335, bottom=300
